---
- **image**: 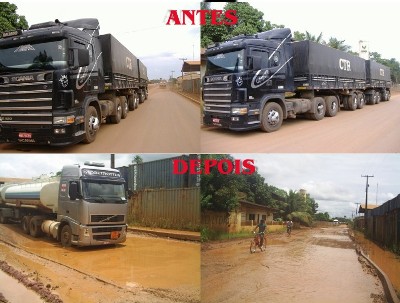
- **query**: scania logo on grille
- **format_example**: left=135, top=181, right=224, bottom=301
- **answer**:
left=11, top=75, right=35, bottom=82
left=206, top=75, right=230, bottom=83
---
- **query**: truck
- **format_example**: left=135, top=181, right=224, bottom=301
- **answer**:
left=202, top=28, right=391, bottom=132
left=0, top=162, right=128, bottom=247
left=0, top=18, right=148, bottom=145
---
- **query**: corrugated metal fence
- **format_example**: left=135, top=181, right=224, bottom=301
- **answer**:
left=118, top=154, right=199, bottom=191
left=363, top=194, right=400, bottom=249
left=118, top=155, right=200, bottom=230
left=129, top=187, right=200, bottom=230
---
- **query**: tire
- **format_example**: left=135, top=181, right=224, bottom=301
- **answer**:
left=250, top=240, right=256, bottom=253
left=308, top=97, right=325, bottom=120
left=347, top=94, right=358, bottom=111
left=260, top=102, right=283, bottom=132
left=357, top=93, right=365, bottom=109
left=0, top=211, right=8, bottom=224
left=128, top=94, right=138, bottom=111
left=138, top=90, right=145, bottom=104
left=60, top=225, right=72, bottom=247
left=370, top=90, right=377, bottom=105
left=109, top=97, right=122, bottom=124
left=120, top=96, right=128, bottom=119
left=82, top=105, right=100, bottom=144
left=29, top=216, right=43, bottom=238
left=21, top=216, right=31, bottom=235
left=324, top=96, right=338, bottom=117
left=375, top=91, right=381, bottom=104
left=144, top=88, right=148, bottom=100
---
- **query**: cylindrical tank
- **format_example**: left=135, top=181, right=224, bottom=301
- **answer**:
left=0, top=179, right=60, bottom=213
left=41, top=220, right=60, bottom=239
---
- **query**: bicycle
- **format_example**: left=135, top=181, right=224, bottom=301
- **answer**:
left=250, top=232, right=266, bottom=253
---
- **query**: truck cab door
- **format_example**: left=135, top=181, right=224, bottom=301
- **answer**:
left=58, top=181, right=80, bottom=227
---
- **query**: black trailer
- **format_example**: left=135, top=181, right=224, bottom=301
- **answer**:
left=99, top=34, right=139, bottom=90
left=292, top=40, right=366, bottom=90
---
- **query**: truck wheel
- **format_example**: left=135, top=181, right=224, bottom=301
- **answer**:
left=370, top=91, right=377, bottom=105
left=61, top=225, right=72, bottom=247
left=83, top=106, right=100, bottom=144
left=120, top=96, right=128, bottom=119
left=138, top=90, right=145, bottom=104
left=128, top=94, right=138, bottom=111
left=144, top=88, right=148, bottom=100
left=260, top=102, right=283, bottom=132
left=375, top=91, right=381, bottom=104
left=0, top=211, right=8, bottom=224
left=324, top=96, right=338, bottom=117
left=110, top=97, right=122, bottom=124
left=347, top=94, right=358, bottom=111
left=29, top=217, right=43, bottom=238
left=309, top=97, right=325, bottom=120
left=357, top=93, right=365, bottom=109
left=22, top=216, right=31, bottom=235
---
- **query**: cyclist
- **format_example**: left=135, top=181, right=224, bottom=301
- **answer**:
left=253, top=219, right=267, bottom=247
left=286, top=220, right=293, bottom=236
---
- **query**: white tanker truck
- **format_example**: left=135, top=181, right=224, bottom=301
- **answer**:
left=0, top=162, right=128, bottom=247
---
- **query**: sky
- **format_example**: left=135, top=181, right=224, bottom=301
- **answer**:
left=235, top=154, right=400, bottom=218
left=0, top=154, right=181, bottom=178
left=10, top=0, right=200, bottom=80
left=211, top=0, right=400, bottom=62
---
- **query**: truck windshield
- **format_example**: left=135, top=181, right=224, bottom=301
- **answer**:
left=82, top=181, right=126, bottom=203
left=0, top=39, right=68, bottom=72
left=206, top=49, right=245, bottom=75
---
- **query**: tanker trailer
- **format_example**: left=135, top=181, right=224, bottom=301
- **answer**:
left=0, top=162, right=128, bottom=247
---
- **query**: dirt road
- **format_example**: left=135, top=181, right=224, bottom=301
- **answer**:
left=201, top=226, right=384, bottom=303
left=201, top=95, right=400, bottom=153
left=0, top=86, right=200, bottom=153
left=0, top=223, right=200, bottom=303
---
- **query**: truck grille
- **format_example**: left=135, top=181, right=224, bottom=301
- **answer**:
left=0, top=78, right=53, bottom=128
left=203, top=80, right=232, bottom=114
left=92, top=226, right=123, bottom=233
left=91, top=214, right=125, bottom=223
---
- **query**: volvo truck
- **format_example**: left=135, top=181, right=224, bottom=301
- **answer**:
left=0, top=162, right=128, bottom=247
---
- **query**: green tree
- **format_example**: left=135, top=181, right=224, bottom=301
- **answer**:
left=201, top=2, right=279, bottom=47
left=327, top=37, right=350, bottom=52
left=132, top=155, right=143, bottom=164
left=305, top=31, right=324, bottom=44
left=0, top=2, right=28, bottom=34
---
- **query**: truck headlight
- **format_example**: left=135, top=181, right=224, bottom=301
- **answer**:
left=231, top=108, right=248, bottom=115
left=53, top=115, right=75, bottom=125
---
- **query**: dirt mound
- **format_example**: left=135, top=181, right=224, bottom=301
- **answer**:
left=0, top=261, right=62, bottom=303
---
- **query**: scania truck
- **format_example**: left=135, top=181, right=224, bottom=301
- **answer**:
left=203, top=28, right=391, bottom=132
left=0, top=162, right=128, bottom=247
left=0, top=18, right=148, bottom=145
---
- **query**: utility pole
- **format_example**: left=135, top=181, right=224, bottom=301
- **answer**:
left=178, top=58, right=187, bottom=91
left=361, top=174, right=374, bottom=231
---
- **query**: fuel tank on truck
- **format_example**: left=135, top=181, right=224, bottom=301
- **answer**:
left=0, top=178, right=60, bottom=213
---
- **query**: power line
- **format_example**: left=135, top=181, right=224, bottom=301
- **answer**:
left=361, top=174, right=374, bottom=231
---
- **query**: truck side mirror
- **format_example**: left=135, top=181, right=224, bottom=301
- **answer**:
left=69, top=182, right=79, bottom=200
left=72, top=48, right=90, bottom=68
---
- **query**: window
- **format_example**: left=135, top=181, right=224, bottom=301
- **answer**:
left=251, top=49, right=269, bottom=69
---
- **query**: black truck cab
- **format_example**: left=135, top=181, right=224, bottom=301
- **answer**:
left=0, top=19, right=103, bottom=145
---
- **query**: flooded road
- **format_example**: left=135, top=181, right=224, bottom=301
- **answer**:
left=0, top=223, right=200, bottom=303
left=0, top=270, right=44, bottom=303
left=202, top=226, right=384, bottom=303
left=354, top=230, right=400, bottom=292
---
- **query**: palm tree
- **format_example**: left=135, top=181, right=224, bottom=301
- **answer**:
left=328, top=37, right=350, bottom=52
left=305, top=31, right=324, bottom=44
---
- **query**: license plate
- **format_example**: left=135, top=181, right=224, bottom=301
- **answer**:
left=212, top=118, right=220, bottom=123
left=18, top=132, right=32, bottom=138
left=111, top=231, right=120, bottom=240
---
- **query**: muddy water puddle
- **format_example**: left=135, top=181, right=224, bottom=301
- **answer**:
left=23, top=234, right=200, bottom=291
left=354, top=231, right=400, bottom=292
left=0, top=270, right=44, bottom=303
left=202, top=226, right=383, bottom=303
left=1, top=224, right=199, bottom=293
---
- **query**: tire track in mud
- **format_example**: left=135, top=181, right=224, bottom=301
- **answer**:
left=0, top=237, right=197, bottom=303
